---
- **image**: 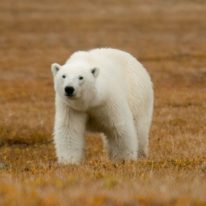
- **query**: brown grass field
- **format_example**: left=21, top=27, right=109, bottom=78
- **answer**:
left=0, top=0, right=206, bottom=205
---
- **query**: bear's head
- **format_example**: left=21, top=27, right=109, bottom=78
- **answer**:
left=51, top=61, right=99, bottom=111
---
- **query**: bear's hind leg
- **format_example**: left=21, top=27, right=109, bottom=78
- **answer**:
left=135, top=113, right=152, bottom=158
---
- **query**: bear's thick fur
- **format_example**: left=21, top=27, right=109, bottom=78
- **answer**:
left=51, top=48, right=153, bottom=164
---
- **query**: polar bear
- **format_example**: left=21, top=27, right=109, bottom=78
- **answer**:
left=51, top=48, right=153, bottom=164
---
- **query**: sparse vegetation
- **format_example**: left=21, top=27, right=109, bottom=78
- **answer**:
left=0, top=0, right=206, bottom=205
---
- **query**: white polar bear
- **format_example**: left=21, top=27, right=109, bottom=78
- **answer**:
left=51, top=48, right=153, bottom=164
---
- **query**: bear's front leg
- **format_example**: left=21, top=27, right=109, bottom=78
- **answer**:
left=53, top=103, right=87, bottom=164
left=104, top=102, right=138, bottom=161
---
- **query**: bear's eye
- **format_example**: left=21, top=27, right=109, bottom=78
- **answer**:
left=62, top=75, right=66, bottom=79
left=79, top=76, right=84, bottom=80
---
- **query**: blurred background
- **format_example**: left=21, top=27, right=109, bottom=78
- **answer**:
left=0, top=0, right=206, bottom=153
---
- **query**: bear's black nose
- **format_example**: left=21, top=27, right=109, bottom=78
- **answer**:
left=65, top=86, right=75, bottom=97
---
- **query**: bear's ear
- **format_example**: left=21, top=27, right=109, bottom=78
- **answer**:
left=91, top=67, right=99, bottom=78
left=51, top=63, right=61, bottom=77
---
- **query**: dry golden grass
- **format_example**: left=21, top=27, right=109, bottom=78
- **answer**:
left=0, top=0, right=206, bottom=205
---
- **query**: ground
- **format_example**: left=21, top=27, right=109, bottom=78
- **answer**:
left=0, top=0, right=206, bottom=205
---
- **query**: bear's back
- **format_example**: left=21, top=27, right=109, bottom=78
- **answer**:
left=89, top=48, right=153, bottom=113
left=88, top=48, right=152, bottom=88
